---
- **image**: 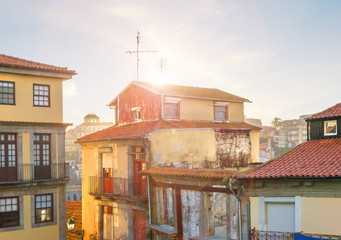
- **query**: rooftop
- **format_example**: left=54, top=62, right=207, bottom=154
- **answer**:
left=245, top=137, right=341, bottom=179
left=307, top=103, right=341, bottom=120
left=0, top=53, right=76, bottom=76
left=109, top=81, right=250, bottom=105
left=76, top=120, right=261, bottom=143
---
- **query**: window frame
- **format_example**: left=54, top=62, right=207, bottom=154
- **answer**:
left=214, top=104, right=229, bottom=121
left=164, top=102, right=180, bottom=119
left=0, top=81, right=15, bottom=105
left=131, top=107, right=142, bottom=122
left=33, top=84, right=50, bottom=107
left=34, top=194, right=53, bottom=224
left=324, top=120, right=337, bottom=136
left=0, top=196, right=19, bottom=228
left=33, top=134, right=51, bottom=167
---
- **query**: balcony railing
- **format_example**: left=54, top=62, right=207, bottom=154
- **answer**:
left=250, top=229, right=295, bottom=240
left=0, top=163, right=68, bottom=184
left=89, top=176, right=147, bottom=199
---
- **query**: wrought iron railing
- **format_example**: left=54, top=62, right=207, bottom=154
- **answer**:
left=250, top=228, right=295, bottom=240
left=89, top=176, right=147, bottom=198
left=0, top=163, right=68, bottom=183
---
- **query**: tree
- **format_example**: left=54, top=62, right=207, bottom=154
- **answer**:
left=271, top=117, right=282, bottom=128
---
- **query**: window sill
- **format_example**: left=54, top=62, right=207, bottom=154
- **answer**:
left=31, top=220, right=57, bottom=228
left=0, top=225, right=23, bottom=233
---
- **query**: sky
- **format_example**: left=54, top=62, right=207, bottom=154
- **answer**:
left=1, top=0, right=340, bottom=126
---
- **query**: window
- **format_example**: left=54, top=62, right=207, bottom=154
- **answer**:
left=33, top=84, right=50, bottom=107
left=35, top=194, right=53, bottom=223
left=0, top=133, right=16, bottom=168
left=131, top=107, right=142, bottom=121
left=0, top=81, right=15, bottom=105
left=0, top=133, right=17, bottom=182
left=214, top=104, right=228, bottom=121
left=33, top=134, right=50, bottom=167
left=164, top=102, right=179, bottom=119
left=259, top=197, right=301, bottom=233
left=0, top=197, right=19, bottom=228
left=324, top=120, right=337, bottom=136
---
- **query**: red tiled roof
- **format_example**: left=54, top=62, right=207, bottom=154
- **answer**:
left=66, top=201, right=82, bottom=240
left=246, top=138, right=341, bottom=179
left=142, top=167, right=235, bottom=179
left=307, top=103, right=341, bottom=120
left=135, top=81, right=250, bottom=102
left=76, top=120, right=261, bottom=143
left=0, top=54, right=76, bottom=75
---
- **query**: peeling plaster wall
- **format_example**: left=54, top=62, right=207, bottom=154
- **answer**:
left=118, top=84, right=161, bottom=125
left=181, top=190, right=212, bottom=240
left=215, top=130, right=251, bottom=167
left=148, top=130, right=217, bottom=165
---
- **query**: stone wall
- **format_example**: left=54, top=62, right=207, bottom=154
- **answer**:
left=215, top=130, right=251, bottom=168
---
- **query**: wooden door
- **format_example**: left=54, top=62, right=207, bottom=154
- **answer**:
left=103, top=168, right=113, bottom=193
left=134, top=210, right=146, bottom=240
left=133, top=159, right=146, bottom=197
left=0, top=133, right=17, bottom=182
left=33, top=134, right=51, bottom=180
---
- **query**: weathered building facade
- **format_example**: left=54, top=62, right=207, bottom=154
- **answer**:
left=78, top=81, right=260, bottom=240
left=0, top=54, right=76, bottom=239
left=243, top=103, right=341, bottom=238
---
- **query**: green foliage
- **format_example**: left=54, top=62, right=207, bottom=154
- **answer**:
left=273, top=146, right=292, bottom=158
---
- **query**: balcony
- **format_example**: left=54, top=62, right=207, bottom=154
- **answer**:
left=0, top=163, right=68, bottom=184
left=89, top=176, right=147, bottom=199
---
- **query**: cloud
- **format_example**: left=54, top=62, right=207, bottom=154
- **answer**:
left=63, top=81, right=78, bottom=96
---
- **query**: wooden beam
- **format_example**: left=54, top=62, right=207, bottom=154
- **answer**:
left=150, top=180, right=237, bottom=194
left=175, top=188, right=183, bottom=240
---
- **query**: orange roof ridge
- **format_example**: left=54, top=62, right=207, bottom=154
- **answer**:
left=0, top=53, right=76, bottom=74
left=246, top=138, right=341, bottom=179
left=308, top=102, right=341, bottom=120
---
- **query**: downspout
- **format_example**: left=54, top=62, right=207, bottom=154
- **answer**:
left=229, top=178, right=242, bottom=240
left=117, top=95, right=120, bottom=124
left=161, top=94, right=164, bottom=120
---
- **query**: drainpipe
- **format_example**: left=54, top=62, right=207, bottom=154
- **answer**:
left=229, top=178, right=242, bottom=240
left=161, top=94, right=164, bottom=120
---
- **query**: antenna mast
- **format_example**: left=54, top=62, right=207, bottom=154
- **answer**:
left=126, top=31, right=157, bottom=81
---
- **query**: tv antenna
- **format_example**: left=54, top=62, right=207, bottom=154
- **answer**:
left=126, top=31, right=158, bottom=81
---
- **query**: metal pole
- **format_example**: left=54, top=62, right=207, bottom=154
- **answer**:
left=136, top=31, right=140, bottom=81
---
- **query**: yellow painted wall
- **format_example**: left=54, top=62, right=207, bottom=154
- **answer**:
left=0, top=73, right=64, bottom=123
left=249, top=197, right=259, bottom=229
left=0, top=195, right=59, bottom=240
left=301, top=197, right=341, bottom=235
left=22, top=133, right=30, bottom=165
left=228, top=102, right=244, bottom=122
left=180, top=98, right=214, bottom=121
left=147, top=129, right=217, bottom=164
left=82, top=141, right=131, bottom=240
left=82, top=146, right=99, bottom=240
left=250, top=130, right=260, bottom=163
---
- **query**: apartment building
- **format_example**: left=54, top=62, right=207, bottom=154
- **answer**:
left=78, top=81, right=260, bottom=240
left=0, top=54, right=76, bottom=240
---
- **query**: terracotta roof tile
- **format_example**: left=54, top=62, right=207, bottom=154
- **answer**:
left=135, top=81, right=250, bottom=102
left=77, top=120, right=260, bottom=143
left=0, top=54, right=76, bottom=75
left=307, top=103, right=341, bottom=120
left=66, top=200, right=82, bottom=240
left=246, top=138, right=341, bottom=179
left=142, top=167, right=235, bottom=179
